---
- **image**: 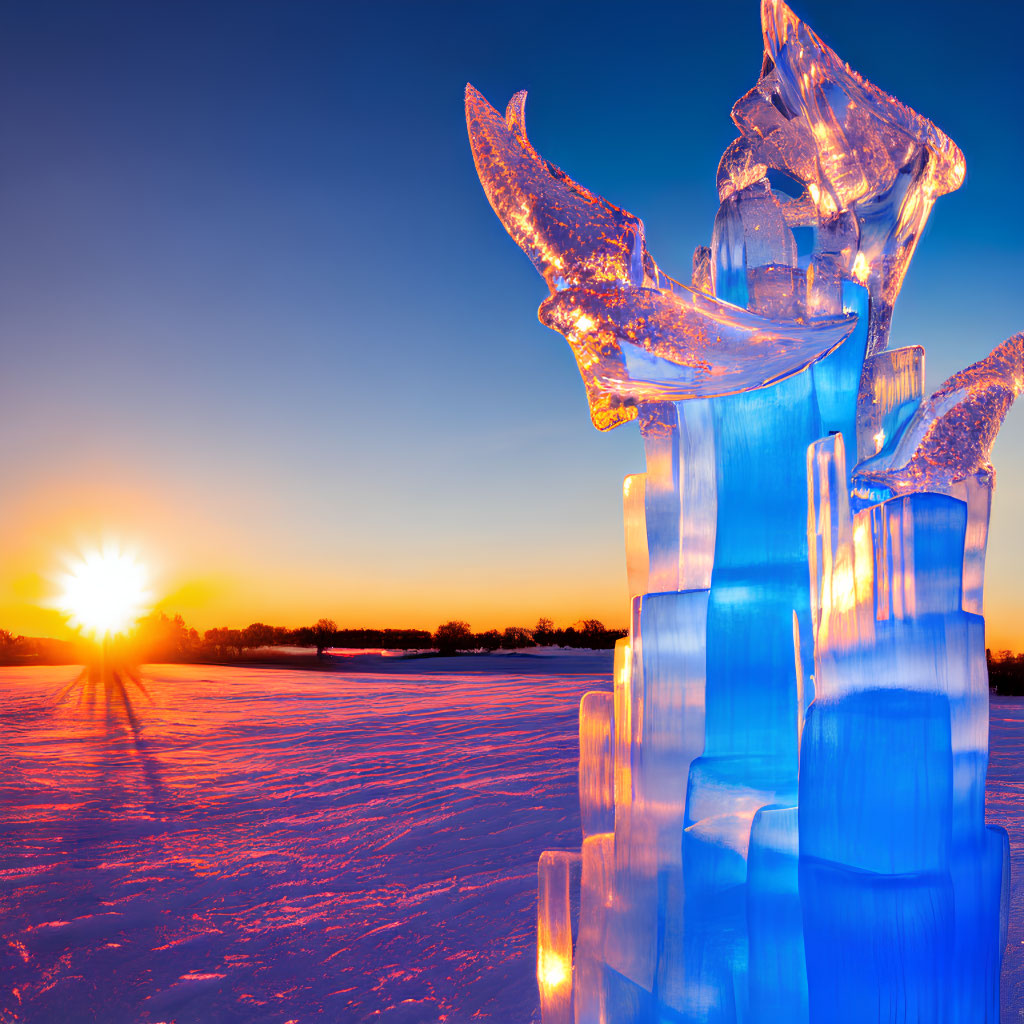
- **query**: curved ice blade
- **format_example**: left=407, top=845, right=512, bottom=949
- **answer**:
left=465, top=84, right=664, bottom=294
left=761, top=0, right=964, bottom=209
left=853, top=333, right=1024, bottom=495
left=539, top=284, right=857, bottom=409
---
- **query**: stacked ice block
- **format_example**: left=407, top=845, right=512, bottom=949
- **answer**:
left=467, top=2, right=1018, bottom=1020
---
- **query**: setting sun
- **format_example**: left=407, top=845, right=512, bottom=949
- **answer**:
left=54, top=546, right=153, bottom=640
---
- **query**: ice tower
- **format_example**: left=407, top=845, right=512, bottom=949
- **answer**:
left=466, top=2, right=1018, bottom=1020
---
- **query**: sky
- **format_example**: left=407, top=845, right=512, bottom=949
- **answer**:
left=1, top=0, right=1023, bottom=643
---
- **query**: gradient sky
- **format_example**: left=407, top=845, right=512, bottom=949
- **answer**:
left=1, top=0, right=1022, bottom=644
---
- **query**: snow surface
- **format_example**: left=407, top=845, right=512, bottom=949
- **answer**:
left=0, top=656, right=1021, bottom=1023
left=986, top=696, right=1024, bottom=1020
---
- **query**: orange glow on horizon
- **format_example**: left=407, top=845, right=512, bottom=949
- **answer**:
left=0, top=468, right=1018, bottom=651
left=0, top=481, right=632, bottom=642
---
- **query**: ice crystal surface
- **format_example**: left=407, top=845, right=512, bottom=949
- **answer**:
left=467, top=0, right=1017, bottom=1020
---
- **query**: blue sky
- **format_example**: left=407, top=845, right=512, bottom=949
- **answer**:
left=1, top=0, right=1022, bottom=642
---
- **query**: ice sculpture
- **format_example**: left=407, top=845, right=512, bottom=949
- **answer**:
left=466, top=1, right=1016, bottom=1020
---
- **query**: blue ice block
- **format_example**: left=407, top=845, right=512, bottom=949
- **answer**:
left=470, top=1, right=1014, bottom=1018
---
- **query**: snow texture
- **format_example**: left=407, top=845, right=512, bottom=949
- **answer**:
left=0, top=660, right=1022, bottom=1022
left=0, top=656, right=609, bottom=1023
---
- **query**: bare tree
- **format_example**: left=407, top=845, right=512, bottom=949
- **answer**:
left=309, top=618, right=338, bottom=657
left=433, top=620, right=473, bottom=656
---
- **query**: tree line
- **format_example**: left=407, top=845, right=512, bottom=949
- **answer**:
left=9, top=622, right=1018, bottom=676
left=986, top=649, right=1024, bottom=695
left=432, top=617, right=625, bottom=655
left=131, top=614, right=436, bottom=661
left=150, top=613, right=625, bottom=660
left=0, top=612, right=625, bottom=664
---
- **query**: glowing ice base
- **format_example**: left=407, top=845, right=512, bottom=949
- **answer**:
left=467, top=1, right=1017, bottom=1020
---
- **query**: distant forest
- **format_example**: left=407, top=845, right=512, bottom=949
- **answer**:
left=985, top=650, right=1024, bottom=696
left=0, top=613, right=627, bottom=665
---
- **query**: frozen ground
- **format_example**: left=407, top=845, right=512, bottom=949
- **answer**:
left=0, top=655, right=605, bottom=1023
left=0, top=655, right=1021, bottom=1023
left=986, top=697, right=1024, bottom=1020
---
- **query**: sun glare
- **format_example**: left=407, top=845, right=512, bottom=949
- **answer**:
left=55, top=546, right=153, bottom=640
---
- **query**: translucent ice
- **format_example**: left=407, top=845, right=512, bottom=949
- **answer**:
left=466, top=0, right=1015, bottom=1020
left=757, top=0, right=965, bottom=357
left=537, top=849, right=580, bottom=1024
left=579, top=692, right=614, bottom=837
left=854, top=332, right=1024, bottom=498
left=466, top=83, right=858, bottom=429
left=537, top=283, right=855, bottom=410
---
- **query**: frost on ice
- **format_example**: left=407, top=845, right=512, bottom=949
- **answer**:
left=466, top=0, right=1018, bottom=1020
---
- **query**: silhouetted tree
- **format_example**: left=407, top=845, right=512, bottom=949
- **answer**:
left=135, top=612, right=199, bottom=661
left=201, top=627, right=244, bottom=657
left=533, top=617, right=555, bottom=646
left=434, top=620, right=473, bottom=656
left=501, top=626, right=535, bottom=649
left=242, top=622, right=275, bottom=650
left=476, top=629, right=501, bottom=652
left=988, top=648, right=1024, bottom=695
left=225, top=629, right=244, bottom=657
left=306, top=618, right=338, bottom=657
left=203, top=627, right=230, bottom=657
